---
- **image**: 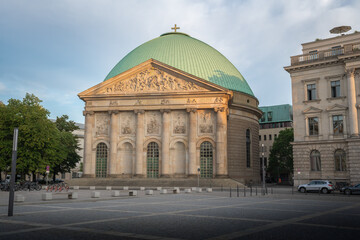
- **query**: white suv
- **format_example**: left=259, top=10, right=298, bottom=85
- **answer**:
left=298, top=180, right=334, bottom=194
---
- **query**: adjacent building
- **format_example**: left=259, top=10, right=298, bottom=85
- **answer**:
left=285, top=31, right=360, bottom=185
left=259, top=104, right=293, bottom=182
left=78, top=30, right=262, bottom=184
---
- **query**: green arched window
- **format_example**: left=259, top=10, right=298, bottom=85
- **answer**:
left=147, top=142, right=159, bottom=178
left=200, top=141, right=213, bottom=178
left=96, top=143, right=108, bottom=178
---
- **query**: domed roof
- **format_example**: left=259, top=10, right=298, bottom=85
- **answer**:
left=105, top=32, right=254, bottom=96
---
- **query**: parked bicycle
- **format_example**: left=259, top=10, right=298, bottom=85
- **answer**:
left=46, top=182, right=69, bottom=192
left=19, top=181, right=42, bottom=191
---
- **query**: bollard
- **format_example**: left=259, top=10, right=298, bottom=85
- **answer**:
left=106, top=186, right=112, bottom=191
left=112, top=191, right=120, bottom=197
left=250, top=186, right=252, bottom=196
left=266, top=187, right=268, bottom=195
left=230, top=187, right=232, bottom=198
left=237, top=185, right=239, bottom=197
left=244, top=187, right=246, bottom=197
left=292, top=186, right=294, bottom=195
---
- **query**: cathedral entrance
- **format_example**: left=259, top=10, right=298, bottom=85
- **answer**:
left=147, top=142, right=159, bottom=178
left=96, top=143, right=108, bottom=178
left=200, top=141, right=213, bottom=178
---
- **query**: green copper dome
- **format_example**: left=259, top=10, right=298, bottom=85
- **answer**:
left=105, top=32, right=254, bottom=96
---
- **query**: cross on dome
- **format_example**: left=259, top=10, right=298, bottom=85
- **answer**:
left=171, top=24, right=180, bottom=32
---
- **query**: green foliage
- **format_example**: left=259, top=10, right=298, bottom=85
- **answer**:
left=52, top=116, right=81, bottom=180
left=0, top=94, right=81, bottom=179
left=268, top=128, right=294, bottom=180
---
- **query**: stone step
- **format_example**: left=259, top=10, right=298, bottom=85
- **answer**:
left=68, top=178, right=246, bottom=188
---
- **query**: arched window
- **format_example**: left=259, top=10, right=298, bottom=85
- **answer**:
left=200, top=141, right=213, bottom=178
left=334, top=149, right=346, bottom=171
left=246, top=129, right=251, bottom=168
left=96, top=143, right=108, bottom=178
left=147, top=142, right=159, bottom=178
left=310, top=150, right=321, bottom=171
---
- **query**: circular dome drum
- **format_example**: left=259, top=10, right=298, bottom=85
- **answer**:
left=105, top=32, right=254, bottom=96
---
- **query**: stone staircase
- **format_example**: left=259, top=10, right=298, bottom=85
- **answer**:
left=68, top=178, right=246, bottom=188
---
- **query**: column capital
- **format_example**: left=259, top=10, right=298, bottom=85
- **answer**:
left=346, top=68, right=356, bottom=76
left=83, top=111, right=94, bottom=116
left=108, top=110, right=119, bottom=115
left=186, top=108, right=197, bottom=113
left=160, top=109, right=171, bottom=113
left=134, top=109, right=145, bottom=114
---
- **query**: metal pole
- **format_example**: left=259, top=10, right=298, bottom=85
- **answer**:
left=8, top=128, right=18, bottom=217
left=237, top=185, right=239, bottom=197
left=261, top=144, right=265, bottom=196
left=230, top=187, right=232, bottom=198
left=244, top=186, right=246, bottom=197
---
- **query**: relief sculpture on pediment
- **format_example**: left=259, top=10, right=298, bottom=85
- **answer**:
left=103, top=68, right=206, bottom=94
left=96, top=114, right=109, bottom=136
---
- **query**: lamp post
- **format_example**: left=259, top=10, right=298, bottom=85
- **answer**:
left=197, top=166, right=200, bottom=188
left=261, top=144, right=265, bottom=195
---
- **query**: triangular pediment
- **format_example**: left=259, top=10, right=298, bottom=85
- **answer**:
left=79, top=59, right=229, bottom=98
left=302, top=106, right=322, bottom=114
left=326, top=104, right=348, bottom=112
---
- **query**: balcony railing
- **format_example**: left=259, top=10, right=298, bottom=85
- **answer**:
left=291, top=42, right=360, bottom=65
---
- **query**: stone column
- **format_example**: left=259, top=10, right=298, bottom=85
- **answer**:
left=215, top=107, right=228, bottom=177
left=161, top=109, right=171, bottom=177
left=346, top=68, right=359, bottom=137
left=328, top=115, right=333, bottom=140
left=135, top=110, right=145, bottom=177
left=109, top=111, right=119, bottom=177
left=83, top=111, right=95, bottom=178
left=187, top=108, right=197, bottom=177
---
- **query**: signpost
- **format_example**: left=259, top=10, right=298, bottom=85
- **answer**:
left=261, top=144, right=265, bottom=195
left=8, top=128, right=18, bottom=217
left=46, top=165, right=50, bottom=186
left=197, top=167, right=200, bottom=188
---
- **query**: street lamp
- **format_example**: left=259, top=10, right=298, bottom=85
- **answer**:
left=261, top=144, right=265, bottom=195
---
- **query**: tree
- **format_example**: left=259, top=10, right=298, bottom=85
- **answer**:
left=51, top=115, right=81, bottom=181
left=0, top=94, right=81, bottom=181
left=268, top=128, right=294, bottom=183
left=0, top=93, right=59, bottom=180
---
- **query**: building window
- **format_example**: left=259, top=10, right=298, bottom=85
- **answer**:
left=332, top=115, right=343, bottom=135
left=260, top=113, right=265, bottom=122
left=246, top=129, right=251, bottom=168
left=147, top=142, right=159, bottom=178
left=259, top=135, right=261, bottom=141
left=334, top=149, right=346, bottom=171
left=331, top=46, right=342, bottom=56
left=308, top=117, right=319, bottom=136
left=331, top=80, right=340, bottom=98
left=309, top=50, right=318, bottom=60
left=200, top=141, right=213, bottom=178
left=264, top=135, right=267, bottom=141
left=310, top=150, right=321, bottom=171
left=267, top=112, right=273, bottom=121
left=96, top=142, right=108, bottom=178
left=274, top=134, right=277, bottom=139
left=269, top=134, right=272, bottom=140
left=307, top=84, right=316, bottom=100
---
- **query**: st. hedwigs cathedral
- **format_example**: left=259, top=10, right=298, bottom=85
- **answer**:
left=78, top=27, right=262, bottom=184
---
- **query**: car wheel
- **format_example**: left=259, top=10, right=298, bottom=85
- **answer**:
left=321, top=188, right=328, bottom=194
left=299, top=187, right=306, bottom=193
left=344, top=189, right=351, bottom=195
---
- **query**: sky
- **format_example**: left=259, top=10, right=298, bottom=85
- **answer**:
left=1, top=0, right=360, bottom=123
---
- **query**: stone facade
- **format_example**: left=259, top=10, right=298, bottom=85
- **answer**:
left=285, top=32, right=360, bottom=185
left=78, top=59, right=262, bottom=183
